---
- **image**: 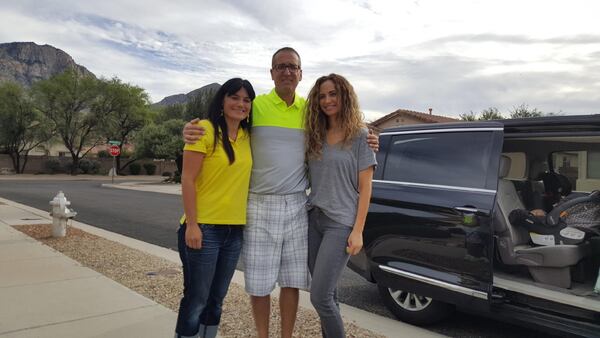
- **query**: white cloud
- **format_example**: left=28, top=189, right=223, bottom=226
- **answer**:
left=1, top=0, right=599, bottom=117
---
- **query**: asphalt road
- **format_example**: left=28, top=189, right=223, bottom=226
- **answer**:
left=0, top=178, right=555, bottom=338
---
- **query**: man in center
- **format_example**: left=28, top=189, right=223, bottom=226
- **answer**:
left=242, top=47, right=309, bottom=338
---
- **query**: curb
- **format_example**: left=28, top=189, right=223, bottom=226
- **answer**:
left=100, top=183, right=181, bottom=195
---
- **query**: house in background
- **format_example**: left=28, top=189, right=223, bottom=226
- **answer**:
left=369, top=108, right=458, bottom=132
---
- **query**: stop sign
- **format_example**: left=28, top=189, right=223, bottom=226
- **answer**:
left=108, top=145, right=120, bottom=156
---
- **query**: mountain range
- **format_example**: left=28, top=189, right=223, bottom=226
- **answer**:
left=0, top=41, right=216, bottom=105
left=152, top=82, right=220, bottom=107
left=0, top=41, right=94, bottom=86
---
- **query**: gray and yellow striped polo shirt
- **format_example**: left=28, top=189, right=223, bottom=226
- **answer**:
left=250, top=89, right=307, bottom=195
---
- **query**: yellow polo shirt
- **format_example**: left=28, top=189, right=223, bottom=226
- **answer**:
left=180, top=119, right=252, bottom=225
left=251, top=88, right=306, bottom=129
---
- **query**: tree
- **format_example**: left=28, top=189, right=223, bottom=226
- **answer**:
left=459, top=107, right=503, bottom=121
left=479, top=107, right=504, bottom=120
left=156, top=103, right=186, bottom=123
left=184, top=88, right=217, bottom=121
left=32, top=70, right=102, bottom=174
left=509, top=103, right=544, bottom=119
left=134, top=119, right=185, bottom=160
left=459, top=112, right=477, bottom=121
left=95, top=77, right=151, bottom=172
left=0, top=83, right=54, bottom=173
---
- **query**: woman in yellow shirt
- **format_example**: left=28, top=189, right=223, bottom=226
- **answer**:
left=175, top=78, right=254, bottom=338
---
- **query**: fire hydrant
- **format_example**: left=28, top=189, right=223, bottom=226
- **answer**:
left=49, top=191, right=77, bottom=237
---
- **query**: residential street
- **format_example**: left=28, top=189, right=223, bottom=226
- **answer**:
left=0, top=177, right=556, bottom=338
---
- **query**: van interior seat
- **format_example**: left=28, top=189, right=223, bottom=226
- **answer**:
left=494, top=155, right=590, bottom=289
left=509, top=179, right=535, bottom=210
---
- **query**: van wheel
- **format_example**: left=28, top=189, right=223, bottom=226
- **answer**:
left=377, top=284, right=453, bottom=325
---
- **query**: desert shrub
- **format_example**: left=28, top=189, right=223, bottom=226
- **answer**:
left=129, top=162, right=141, bottom=175
left=64, top=161, right=81, bottom=175
left=79, top=159, right=101, bottom=174
left=143, top=162, right=157, bottom=175
left=90, top=160, right=101, bottom=174
left=78, top=159, right=91, bottom=174
left=44, top=159, right=62, bottom=174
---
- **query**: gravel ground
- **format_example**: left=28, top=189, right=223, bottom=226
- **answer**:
left=14, top=224, right=385, bottom=338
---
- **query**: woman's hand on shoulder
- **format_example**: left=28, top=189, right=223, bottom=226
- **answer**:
left=185, top=223, right=203, bottom=249
left=346, top=228, right=363, bottom=255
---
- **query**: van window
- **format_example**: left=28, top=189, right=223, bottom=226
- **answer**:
left=383, top=131, right=494, bottom=189
left=553, top=150, right=600, bottom=192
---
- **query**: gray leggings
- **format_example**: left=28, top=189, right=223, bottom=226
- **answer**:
left=308, top=208, right=352, bottom=338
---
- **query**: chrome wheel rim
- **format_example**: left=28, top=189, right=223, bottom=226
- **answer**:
left=388, top=288, right=432, bottom=312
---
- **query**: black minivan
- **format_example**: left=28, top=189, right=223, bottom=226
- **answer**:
left=349, top=114, right=600, bottom=337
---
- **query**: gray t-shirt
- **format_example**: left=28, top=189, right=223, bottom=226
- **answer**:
left=308, top=128, right=377, bottom=226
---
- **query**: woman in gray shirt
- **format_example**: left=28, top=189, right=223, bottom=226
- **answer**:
left=305, top=73, right=376, bottom=338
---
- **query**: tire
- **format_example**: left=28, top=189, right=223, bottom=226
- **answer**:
left=377, top=283, right=454, bottom=325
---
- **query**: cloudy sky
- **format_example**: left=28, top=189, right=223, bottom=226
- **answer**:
left=1, top=0, right=599, bottom=121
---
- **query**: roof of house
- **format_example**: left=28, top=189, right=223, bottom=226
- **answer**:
left=370, top=109, right=458, bottom=127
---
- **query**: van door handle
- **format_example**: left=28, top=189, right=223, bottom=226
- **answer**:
left=454, top=206, right=479, bottom=213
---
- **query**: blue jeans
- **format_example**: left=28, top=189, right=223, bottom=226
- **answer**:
left=175, top=223, right=243, bottom=338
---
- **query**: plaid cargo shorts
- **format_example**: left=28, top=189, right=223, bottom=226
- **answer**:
left=242, top=192, right=310, bottom=296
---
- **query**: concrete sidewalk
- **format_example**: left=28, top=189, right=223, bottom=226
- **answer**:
left=0, top=178, right=446, bottom=338
left=0, top=200, right=176, bottom=338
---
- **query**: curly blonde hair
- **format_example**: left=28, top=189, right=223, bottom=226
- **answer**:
left=305, top=73, right=365, bottom=160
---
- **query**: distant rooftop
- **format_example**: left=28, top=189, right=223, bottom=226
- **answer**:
left=371, top=108, right=457, bottom=126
